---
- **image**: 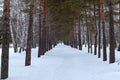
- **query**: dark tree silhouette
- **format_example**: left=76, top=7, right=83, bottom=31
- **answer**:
left=1, top=0, right=10, bottom=79
left=98, top=0, right=101, bottom=58
left=94, top=0, right=97, bottom=55
left=78, top=15, right=82, bottom=50
left=25, top=0, right=35, bottom=66
left=108, top=0, right=116, bottom=63
left=38, top=0, right=42, bottom=57
left=101, top=0, right=107, bottom=61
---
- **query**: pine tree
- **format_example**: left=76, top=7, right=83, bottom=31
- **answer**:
left=98, top=0, right=101, bottom=58
left=25, top=0, right=35, bottom=66
left=101, top=0, right=107, bottom=61
left=108, top=0, right=116, bottom=63
left=1, top=0, right=10, bottom=79
left=94, top=0, right=97, bottom=55
left=38, top=0, right=42, bottom=57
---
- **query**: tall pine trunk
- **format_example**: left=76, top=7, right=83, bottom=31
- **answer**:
left=101, top=0, right=107, bottom=61
left=38, top=1, right=42, bottom=57
left=41, top=0, right=47, bottom=55
left=1, top=0, right=10, bottom=79
left=109, top=0, right=115, bottom=63
left=98, top=0, right=101, bottom=58
left=85, top=10, right=90, bottom=53
left=118, top=1, right=120, bottom=51
left=25, top=0, right=35, bottom=66
left=94, top=0, right=97, bottom=55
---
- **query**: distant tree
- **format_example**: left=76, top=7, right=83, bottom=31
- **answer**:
left=10, top=0, right=29, bottom=53
left=94, top=0, right=97, bottom=55
left=98, top=0, right=101, bottom=58
left=1, top=0, right=10, bottom=79
left=38, top=0, right=42, bottom=57
left=118, top=0, right=120, bottom=51
left=0, top=17, right=3, bottom=44
left=78, top=15, right=82, bottom=50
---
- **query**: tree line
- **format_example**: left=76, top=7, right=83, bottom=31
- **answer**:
left=0, top=0, right=120, bottom=79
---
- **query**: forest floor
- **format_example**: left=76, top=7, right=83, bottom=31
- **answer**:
left=0, top=44, right=120, bottom=80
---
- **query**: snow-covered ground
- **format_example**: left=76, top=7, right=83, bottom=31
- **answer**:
left=0, top=44, right=120, bottom=80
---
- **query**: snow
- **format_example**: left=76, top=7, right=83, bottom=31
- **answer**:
left=0, top=44, right=120, bottom=80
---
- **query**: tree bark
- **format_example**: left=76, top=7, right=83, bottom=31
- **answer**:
left=118, top=1, right=120, bottom=51
left=109, top=0, right=115, bottom=63
left=25, top=0, right=34, bottom=66
left=38, top=1, right=42, bottom=57
left=94, top=0, right=97, bottom=55
left=98, top=0, right=101, bottom=58
left=40, top=0, right=47, bottom=55
left=101, top=0, right=107, bottom=61
left=1, top=0, right=10, bottom=79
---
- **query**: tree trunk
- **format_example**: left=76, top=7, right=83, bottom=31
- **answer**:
left=87, top=25, right=90, bottom=53
left=118, top=44, right=120, bottom=51
left=94, top=0, right=97, bottom=55
left=98, top=0, right=101, bottom=58
left=101, top=0, right=107, bottom=61
left=40, top=0, right=47, bottom=55
left=78, top=16, right=82, bottom=50
left=85, top=10, right=90, bottom=53
left=25, top=0, right=34, bottom=66
left=90, top=32, right=93, bottom=53
left=109, top=0, right=115, bottom=63
left=38, top=1, right=42, bottom=57
left=118, top=1, right=120, bottom=51
left=1, top=0, right=10, bottom=79
left=10, top=21, right=18, bottom=53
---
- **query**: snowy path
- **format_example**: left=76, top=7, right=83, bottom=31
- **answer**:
left=42, top=44, right=117, bottom=80
left=27, top=44, right=120, bottom=80
left=1, top=44, right=120, bottom=80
